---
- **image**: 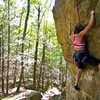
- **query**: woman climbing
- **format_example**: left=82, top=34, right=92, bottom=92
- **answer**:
left=68, top=10, right=100, bottom=90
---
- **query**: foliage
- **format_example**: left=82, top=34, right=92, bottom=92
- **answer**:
left=0, top=0, right=66, bottom=97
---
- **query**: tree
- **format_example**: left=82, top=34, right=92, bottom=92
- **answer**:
left=0, top=25, right=1, bottom=73
left=1, top=24, right=5, bottom=93
left=37, top=17, right=47, bottom=90
left=14, top=8, right=24, bottom=88
left=0, top=0, right=67, bottom=97
left=6, top=0, right=10, bottom=94
left=0, top=3, right=6, bottom=93
left=33, top=0, right=53, bottom=90
left=0, top=25, right=4, bottom=92
left=16, top=0, right=30, bottom=92
left=33, top=4, right=41, bottom=90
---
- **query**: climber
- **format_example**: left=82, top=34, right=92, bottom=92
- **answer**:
left=68, top=10, right=100, bottom=91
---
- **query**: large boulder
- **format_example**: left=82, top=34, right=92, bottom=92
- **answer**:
left=53, top=0, right=100, bottom=100
left=2, top=90, right=42, bottom=100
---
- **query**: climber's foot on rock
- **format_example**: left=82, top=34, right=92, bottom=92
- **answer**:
left=74, top=85, right=80, bottom=91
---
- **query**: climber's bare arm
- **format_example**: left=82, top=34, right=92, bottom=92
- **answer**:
left=68, top=22, right=73, bottom=40
left=68, top=35, right=73, bottom=40
left=78, top=10, right=95, bottom=37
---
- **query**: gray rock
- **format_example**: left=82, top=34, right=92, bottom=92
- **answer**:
left=2, top=90, right=42, bottom=100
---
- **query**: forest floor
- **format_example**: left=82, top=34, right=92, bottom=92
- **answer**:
left=0, top=79, right=66, bottom=100
left=0, top=79, right=30, bottom=99
left=0, top=87, right=66, bottom=100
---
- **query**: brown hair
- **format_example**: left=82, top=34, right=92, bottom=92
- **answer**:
left=74, top=24, right=85, bottom=34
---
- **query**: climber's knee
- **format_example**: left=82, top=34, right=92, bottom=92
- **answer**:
left=98, top=63, right=100, bottom=76
left=78, top=68, right=83, bottom=73
left=98, top=63, right=100, bottom=68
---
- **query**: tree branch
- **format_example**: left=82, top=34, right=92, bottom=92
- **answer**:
left=40, top=0, right=53, bottom=24
left=41, top=0, right=49, bottom=11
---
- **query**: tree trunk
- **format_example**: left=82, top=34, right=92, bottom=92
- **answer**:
left=37, top=36, right=46, bottom=89
left=6, top=0, right=10, bottom=94
left=41, top=18, right=47, bottom=91
left=1, top=25, right=5, bottom=93
left=14, top=8, right=24, bottom=88
left=59, top=56, right=62, bottom=82
left=42, top=67, right=44, bottom=91
left=37, top=21, right=46, bottom=90
left=16, top=0, right=30, bottom=92
left=33, top=5, right=41, bottom=90
left=0, top=25, right=2, bottom=72
left=41, top=39, right=46, bottom=91
left=37, top=67, right=42, bottom=90
left=42, top=66, right=45, bottom=91
left=61, top=69, right=64, bottom=82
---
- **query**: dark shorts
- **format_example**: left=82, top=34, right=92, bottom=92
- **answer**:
left=74, top=51, right=100, bottom=69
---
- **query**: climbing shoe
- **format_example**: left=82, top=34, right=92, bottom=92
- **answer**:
left=74, top=85, right=80, bottom=91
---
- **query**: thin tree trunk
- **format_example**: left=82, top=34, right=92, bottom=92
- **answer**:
left=2, top=32, right=5, bottom=92
left=33, top=0, right=52, bottom=90
left=37, top=36, right=46, bottom=90
left=38, top=18, right=47, bottom=90
left=37, top=67, right=42, bottom=90
left=0, top=25, right=2, bottom=71
left=59, top=56, right=62, bottom=82
left=1, top=25, right=5, bottom=93
left=6, top=0, right=10, bottom=94
left=41, top=40, right=46, bottom=91
left=26, top=25, right=32, bottom=80
left=41, top=18, right=47, bottom=91
left=61, top=69, right=64, bottom=82
left=33, top=5, right=41, bottom=90
left=41, top=67, right=44, bottom=91
left=65, top=63, right=67, bottom=79
left=14, top=8, right=24, bottom=88
left=59, top=70, right=61, bottom=81
left=16, top=0, right=30, bottom=92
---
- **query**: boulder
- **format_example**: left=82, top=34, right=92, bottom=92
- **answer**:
left=2, top=90, right=42, bottom=100
left=53, top=0, right=100, bottom=100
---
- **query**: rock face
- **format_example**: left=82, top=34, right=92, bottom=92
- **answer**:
left=53, top=0, right=100, bottom=100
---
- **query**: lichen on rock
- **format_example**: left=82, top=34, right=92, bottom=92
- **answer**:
left=53, top=0, right=100, bottom=99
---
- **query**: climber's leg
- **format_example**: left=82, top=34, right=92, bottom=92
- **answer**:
left=84, top=54, right=100, bottom=75
left=75, top=68, right=83, bottom=90
left=74, top=62, right=84, bottom=90
left=75, top=68, right=83, bottom=86
left=85, top=54, right=100, bottom=65
left=98, top=64, right=100, bottom=76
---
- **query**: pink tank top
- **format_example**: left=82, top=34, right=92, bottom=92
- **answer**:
left=73, top=35, right=86, bottom=48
